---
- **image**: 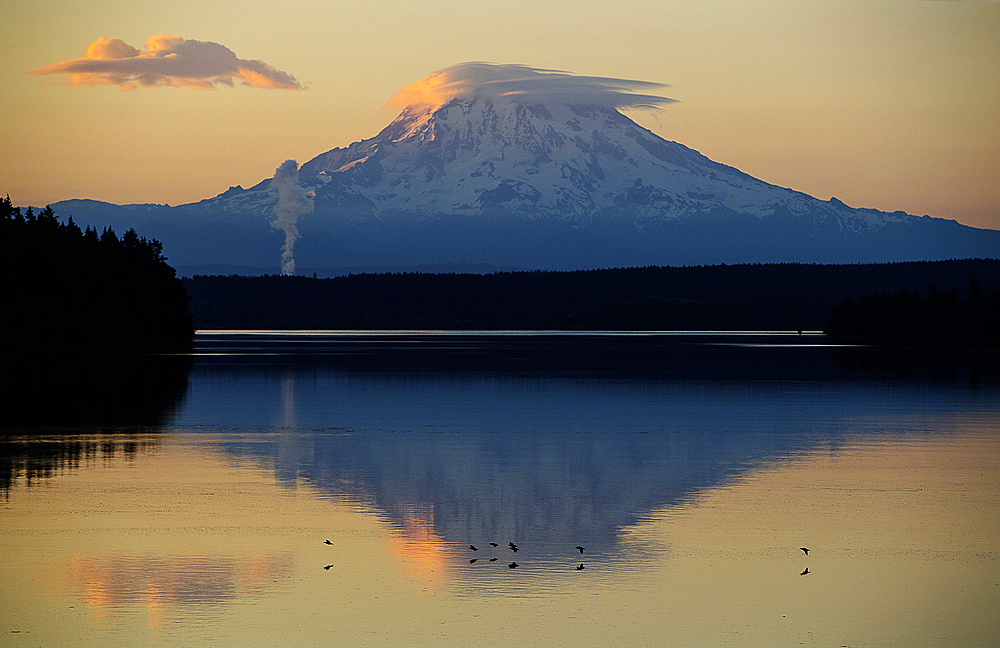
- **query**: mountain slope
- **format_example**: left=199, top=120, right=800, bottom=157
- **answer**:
left=300, top=99, right=862, bottom=226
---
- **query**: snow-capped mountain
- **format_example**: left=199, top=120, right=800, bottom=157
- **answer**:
left=52, top=65, right=1000, bottom=275
left=299, top=98, right=864, bottom=227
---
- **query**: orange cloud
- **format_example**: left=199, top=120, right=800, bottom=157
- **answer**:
left=26, top=35, right=305, bottom=91
left=387, top=62, right=675, bottom=111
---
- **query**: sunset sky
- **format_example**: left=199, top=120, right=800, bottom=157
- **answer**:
left=4, top=0, right=999, bottom=230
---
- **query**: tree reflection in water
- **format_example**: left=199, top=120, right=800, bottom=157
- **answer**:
left=1, top=352, right=191, bottom=491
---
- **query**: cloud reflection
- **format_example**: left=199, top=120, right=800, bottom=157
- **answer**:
left=382, top=503, right=455, bottom=589
left=61, top=553, right=293, bottom=627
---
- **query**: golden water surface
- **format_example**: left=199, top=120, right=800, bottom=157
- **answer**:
left=3, top=420, right=997, bottom=647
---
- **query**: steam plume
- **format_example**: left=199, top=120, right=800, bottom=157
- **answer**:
left=270, top=160, right=313, bottom=275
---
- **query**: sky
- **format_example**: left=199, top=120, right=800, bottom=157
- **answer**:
left=4, top=1, right=999, bottom=231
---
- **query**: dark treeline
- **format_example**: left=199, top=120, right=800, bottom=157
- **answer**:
left=183, top=259, right=1000, bottom=336
left=826, top=279, right=1000, bottom=345
left=1, top=196, right=194, bottom=353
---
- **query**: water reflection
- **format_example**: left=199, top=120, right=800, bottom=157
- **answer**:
left=1, top=352, right=191, bottom=426
left=190, top=330, right=1000, bottom=384
left=64, top=552, right=293, bottom=621
left=1, top=351, right=190, bottom=493
left=4, top=333, right=998, bottom=647
left=382, top=503, right=455, bottom=589
left=176, top=333, right=1000, bottom=587
left=0, top=434, right=160, bottom=492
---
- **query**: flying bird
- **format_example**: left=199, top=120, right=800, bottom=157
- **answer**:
left=576, top=546, right=585, bottom=554
left=576, top=563, right=585, bottom=570
left=800, top=547, right=809, bottom=555
left=509, top=542, right=518, bottom=552
left=800, top=568, right=810, bottom=576
left=508, top=562, right=519, bottom=569
left=470, top=545, right=478, bottom=551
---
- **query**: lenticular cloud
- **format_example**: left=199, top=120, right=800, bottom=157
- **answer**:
left=387, top=62, right=676, bottom=111
left=27, top=35, right=305, bottom=90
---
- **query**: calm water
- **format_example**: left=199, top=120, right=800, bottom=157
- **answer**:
left=2, top=332, right=999, bottom=647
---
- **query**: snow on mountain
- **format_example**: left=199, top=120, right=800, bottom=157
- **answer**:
left=297, top=96, right=866, bottom=228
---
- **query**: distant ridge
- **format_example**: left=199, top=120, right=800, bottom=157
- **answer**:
left=174, top=261, right=525, bottom=278
left=182, top=259, right=1000, bottom=333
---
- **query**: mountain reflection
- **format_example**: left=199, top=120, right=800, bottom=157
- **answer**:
left=183, top=333, right=998, bottom=561
left=299, top=425, right=777, bottom=551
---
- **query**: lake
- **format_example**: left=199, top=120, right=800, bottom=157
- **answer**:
left=2, top=331, right=999, bottom=647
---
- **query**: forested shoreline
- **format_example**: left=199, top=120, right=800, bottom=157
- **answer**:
left=183, top=259, right=1000, bottom=344
left=2, top=196, right=195, bottom=354
left=826, top=280, right=1000, bottom=344
left=4, top=195, right=996, bottom=348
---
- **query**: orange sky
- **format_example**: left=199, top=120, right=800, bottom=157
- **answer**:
left=4, top=1, right=998, bottom=230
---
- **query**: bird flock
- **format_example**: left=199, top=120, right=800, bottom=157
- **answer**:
left=321, top=539, right=812, bottom=576
left=466, top=541, right=586, bottom=570
left=320, top=538, right=589, bottom=572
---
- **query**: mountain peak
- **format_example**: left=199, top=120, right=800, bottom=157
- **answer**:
left=381, top=103, right=438, bottom=143
left=301, top=89, right=788, bottom=223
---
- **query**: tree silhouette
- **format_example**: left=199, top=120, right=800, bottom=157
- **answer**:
left=825, top=279, right=1000, bottom=345
left=1, top=195, right=194, bottom=353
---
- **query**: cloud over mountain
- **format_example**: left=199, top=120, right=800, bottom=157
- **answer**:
left=26, top=35, right=305, bottom=91
left=387, top=62, right=676, bottom=111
